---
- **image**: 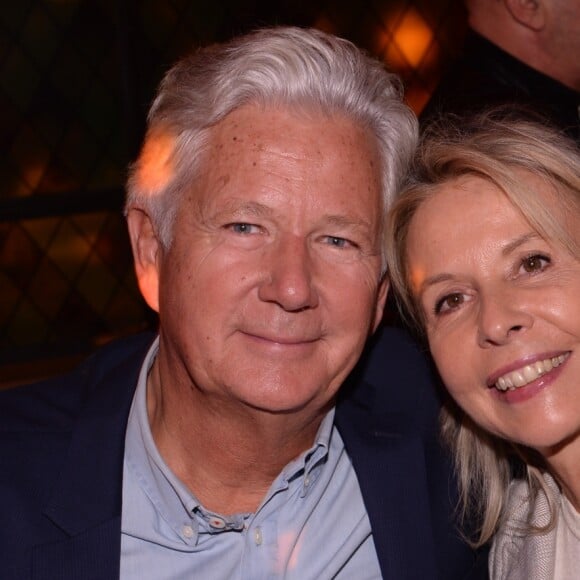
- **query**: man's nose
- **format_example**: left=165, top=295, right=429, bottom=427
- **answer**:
left=476, top=289, right=533, bottom=348
left=258, top=235, right=319, bottom=312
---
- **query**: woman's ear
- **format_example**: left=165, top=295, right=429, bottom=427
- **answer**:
left=504, top=0, right=545, bottom=30
left=126, top=208, right=161, bottom=313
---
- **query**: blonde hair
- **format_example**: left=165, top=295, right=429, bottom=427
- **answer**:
left=386, top=109, right=580, bottom=546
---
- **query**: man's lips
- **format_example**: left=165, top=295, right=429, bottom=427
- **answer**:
left=240, top=331, right=320, bottom=345
left=487, top=352, right=570, bottom=392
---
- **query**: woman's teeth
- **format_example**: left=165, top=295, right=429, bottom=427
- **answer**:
left=495, top=354, right=568, bottom=391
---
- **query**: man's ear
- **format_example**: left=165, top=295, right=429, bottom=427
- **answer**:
left=372, top=275, right=390, bottom=333
left=504, top=0, right=545, bottom=30
left=126, top=207, right=161, bottom=313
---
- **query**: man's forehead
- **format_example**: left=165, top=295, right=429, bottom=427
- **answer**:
left=208, top=103, right=367, bottom=151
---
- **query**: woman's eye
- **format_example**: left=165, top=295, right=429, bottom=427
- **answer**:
left=521, top=254, right=550, bottom=273
left=434, top=293, right=465, bottom=314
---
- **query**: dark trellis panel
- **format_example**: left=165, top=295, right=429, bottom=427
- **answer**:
left=0, top=0, right=466, bottom=384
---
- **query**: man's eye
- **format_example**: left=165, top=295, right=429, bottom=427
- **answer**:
left=434, top=293, right=464, bottom=314
left=227, top=223, right=259, bottom=235
left=521, top=253, right=550, bottom=273
left=323, top=236, right=354, bottom=249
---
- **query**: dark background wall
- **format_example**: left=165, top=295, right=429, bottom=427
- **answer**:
left=0, top=0, right=468, bottom=386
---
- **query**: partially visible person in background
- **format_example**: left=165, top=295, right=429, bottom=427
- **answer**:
left=387, top=110, right=580, bottom=580
left=421, top=0, right=580, bottom=142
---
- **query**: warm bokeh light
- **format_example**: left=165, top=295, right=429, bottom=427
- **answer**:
left=409, top=264, right=426, bottom=294
left=313, top=15, right=336, bottom=35
left=375, top=7, right=436, bottom=70
left=405, top=85, right=433, bottom=115
left=394, top=9, right=433, bottom=68
left=21, top=161, right=47, bottom=194
left=134, top=130, right=175, bottom=197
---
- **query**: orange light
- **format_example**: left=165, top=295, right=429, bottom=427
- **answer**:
left=409, top=264, right=426, bottom=295
left=21, top=161, right=46, bottom=192
left=376, top=8, right=434, bottom=70
left=135, top=130, right=175, bottom=197
left=395, top=9, right=433, bottom=68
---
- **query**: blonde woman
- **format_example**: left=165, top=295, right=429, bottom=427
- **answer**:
left=386, top=110, right=580, bottom=579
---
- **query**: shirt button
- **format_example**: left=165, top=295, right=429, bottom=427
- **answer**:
left=209, top=517, right=226, bottom=530
left=182, top=525, right=194, bottom=538
left=254, top=526, right=263, bottom=546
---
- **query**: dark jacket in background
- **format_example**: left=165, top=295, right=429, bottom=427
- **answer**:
left=421, top=31, right=580, bottom=143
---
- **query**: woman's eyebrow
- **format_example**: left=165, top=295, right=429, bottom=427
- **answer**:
left=411, top=269, right=456, bottom=295
left=501, top=232, right=541, bottom=256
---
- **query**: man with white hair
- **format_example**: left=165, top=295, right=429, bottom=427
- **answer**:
left=0, top=26, right=486, bottom=579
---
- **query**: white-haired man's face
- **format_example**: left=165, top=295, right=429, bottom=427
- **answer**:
left=131, top=103, right=387, bottom=419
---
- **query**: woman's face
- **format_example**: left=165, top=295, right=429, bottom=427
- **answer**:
left=405, top=174, right=580, bottom=458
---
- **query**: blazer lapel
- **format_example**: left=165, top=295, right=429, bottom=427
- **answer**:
left=336, top=381, right=439, bottom=580
left=34, top=335, right=153, bottom=580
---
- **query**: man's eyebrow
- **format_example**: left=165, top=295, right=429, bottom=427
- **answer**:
left=501, top=232, right=542, bottom=256
left=218, top=200, right=274, bottom=218
left=323, top=214, right=373, bottom=230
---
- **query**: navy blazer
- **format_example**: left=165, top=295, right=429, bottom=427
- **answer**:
left=0, top=326, right=487, bottom=579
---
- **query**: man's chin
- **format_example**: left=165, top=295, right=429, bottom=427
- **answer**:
left=229, top=380, right=335, bottom=417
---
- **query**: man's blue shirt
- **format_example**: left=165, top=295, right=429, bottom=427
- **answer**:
left=121, top=338, right=381, bottom=579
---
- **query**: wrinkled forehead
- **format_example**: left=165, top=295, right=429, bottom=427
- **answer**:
left=197, top=103, right=382, bottom=191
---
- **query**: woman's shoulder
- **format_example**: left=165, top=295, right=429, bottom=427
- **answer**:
left=490, top=473, right=561, bottom=580
left=506, top=473, right=559, bottom=525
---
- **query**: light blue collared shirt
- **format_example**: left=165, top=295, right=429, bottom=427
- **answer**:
left=121, top=338, right=381, bottom=579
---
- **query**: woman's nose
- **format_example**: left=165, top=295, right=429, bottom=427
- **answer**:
left=476, top=290, right=533, bottom=348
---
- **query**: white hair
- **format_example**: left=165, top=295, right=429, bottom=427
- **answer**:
left=125, top=25, right=418, bottom=259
